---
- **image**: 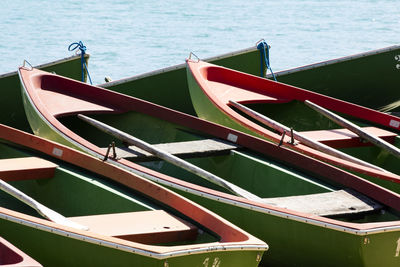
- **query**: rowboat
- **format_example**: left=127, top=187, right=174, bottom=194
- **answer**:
left=0, top=123, right=266, bottom=266
left=270, top=45, right=400, bottom=114
left=19, top=67, right=400, bottom=266
left=186, top=59, right=400, bottom=191
left=0, top=236, right=42, bottom=266
left=100, top=45, right=263, bottom=115
left=0, top=54, right=89, bottom=132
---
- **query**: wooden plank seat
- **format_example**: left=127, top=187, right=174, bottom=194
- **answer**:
left=105, top=139, right=241, bottom=161
left=68, top=210, right=198, bottom=244
left=261, top=189, right=383, bottom=217
left=0, top=157, right=58, bottom=181
left=300, top=126, right=397, bottom=148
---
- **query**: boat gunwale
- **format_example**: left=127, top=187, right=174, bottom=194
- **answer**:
left=269, top=45, right=400, bottom=78
left=18, top=67, right=400, bottom=235
left=0, top=54, right=90, bottom=79
left=98, top=46, right=258, bottom=88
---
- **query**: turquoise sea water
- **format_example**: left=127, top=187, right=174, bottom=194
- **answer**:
left=1, top=0, right=399, bottom=84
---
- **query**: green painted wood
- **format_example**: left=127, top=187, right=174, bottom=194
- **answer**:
left=101, top=47, right=262, bottom=115
left=273, top=46, right=400, bottom=112
left=0, top=219, right=261, bottom=267
left=21, top=86, right=84, bottom=151
left=0, top=55, right=88, bottom=132
left=175, top=190, right=400, bottom=267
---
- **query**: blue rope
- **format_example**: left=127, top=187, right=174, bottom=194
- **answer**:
left=257, top=40, right=277, bottom=81
left=68, top=41, right=92, bottom=84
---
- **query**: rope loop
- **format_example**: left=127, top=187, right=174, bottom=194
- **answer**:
left=68, top=41, right=92, bottom=84
left=68, top=41, right=87, bottom=54
left=256, top=39, right=277, bottom=81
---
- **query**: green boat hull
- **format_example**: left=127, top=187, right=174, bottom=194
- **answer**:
left=101, top=47, right=263, bottom=115
left=1, top=220, right=258, bottom=267
left=272, top=45, right=400, bottom=113
left=178, top=191, right=400, bottom=267
left=101, top=45, right=400, bottom=116
left=0, top=54, right=88, bottom=132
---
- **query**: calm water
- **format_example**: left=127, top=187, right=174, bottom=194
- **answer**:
left=1, top=0, right=399, bottom=84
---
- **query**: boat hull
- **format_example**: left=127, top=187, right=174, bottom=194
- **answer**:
left=176, top=190, right=400, bottom=267
left=100, top=47, right=262, bottom=116
left=1, top=55, right=89, bottom=132
left=273, top=45, right=400, bottom=112
left=0, top=217, right=261, bottom=267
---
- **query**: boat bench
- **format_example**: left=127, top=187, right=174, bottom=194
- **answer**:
left=0, top=157, right=58, bottom=181
left=262, top=189, right=383, bottom=217
left=68, top=210, right=198, bottom=244
left=106, top=139, right=241, bottom=161
left=300, top=126, right=397, bottom=149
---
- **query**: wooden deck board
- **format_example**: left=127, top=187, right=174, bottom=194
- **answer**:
left=262, top=189, right=382, bottom=217
left=0, top=157, right=57, bottom=181
left=106, top=138, right=240, bottom=161
left=69, top=210, right=198, bottom=244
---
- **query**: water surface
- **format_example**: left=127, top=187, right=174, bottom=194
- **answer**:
left=1, top=0, right=399, bottom=84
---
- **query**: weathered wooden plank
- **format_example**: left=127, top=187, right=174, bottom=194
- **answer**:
left=69, top=210, right=198, bottom=244
left=0, top=157, right=58, bottom=181
left=108, top=139, right=240, bottom=161
left=262, top=189, right=382, bottom=217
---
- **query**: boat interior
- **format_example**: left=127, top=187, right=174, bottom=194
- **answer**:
left=232, top=100, right=400, bottom=177
left=57, top=111, right=400, bottom=224
left=0, top=141, right=219, bottom=246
